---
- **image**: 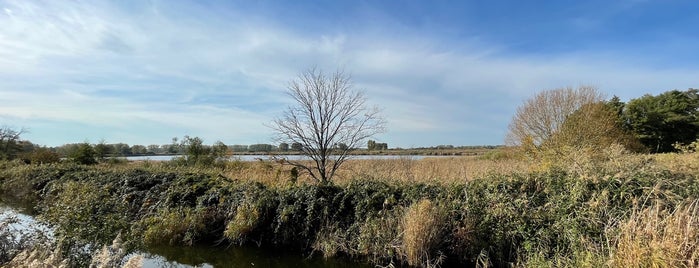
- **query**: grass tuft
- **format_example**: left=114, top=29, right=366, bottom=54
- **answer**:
left=402, top=199, right=447, bottom=267
left=609, top=200, right=699, bottom=268
left=224, top=203, right=261, bottom=244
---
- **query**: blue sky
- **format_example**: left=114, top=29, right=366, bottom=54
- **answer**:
left=1, top=0, right=697, bottom=148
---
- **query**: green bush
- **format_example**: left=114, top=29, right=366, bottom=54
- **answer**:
left=68, top=143, right=97, bottom=165
left=138, top=207, right=208, bottom=246
left=41, top=180, right=129, bottom=245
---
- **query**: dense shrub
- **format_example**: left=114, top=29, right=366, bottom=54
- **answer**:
left=21, top=148, right=60, bottom=165
left=42, top=180, right=130, bottom=246
left=67, top=143, right=97, bottom=165
left=0, top=155, right=697, bottom=267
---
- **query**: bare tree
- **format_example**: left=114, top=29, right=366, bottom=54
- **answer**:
left=0, top=126, right=27, bottom=160
left=506, top=86, right=604, bottom=147
left=271, top=68, right=385, bottom=184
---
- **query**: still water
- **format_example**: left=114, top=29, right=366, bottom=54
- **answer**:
left=0, top=202, right=370, bottom=267
left=141, top=244, right=370, bottom=268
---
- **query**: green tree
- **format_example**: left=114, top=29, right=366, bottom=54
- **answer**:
left=231, top=144, right=248, bottom=152
left=55, top=143, right=78, bottom=158
left=147, top=144, right=161, bottom=154
left=367, top=140, right=376, bottom=150
left=624, top=89, right=699, bottom=153
left=168, top=137, right=180, bottom=154
left=334, top=143, right=348, bottom=150
left=131, top=145, right=147, bottom=155
left=279, top=142, right=289, bottom=151
left=211, top=141, right=229, bottom=159
left=606, top=95, right=627, bottom=128
left=171, top=136, right=231, bottom=166
left=547, top=102, right=641, bottom=154
left=248, top=144, right=274, bottom=152
left=94, top=140, right=112, bottom=160
left=182, top=136, right=208, bottom=163
left=69, top=143, right=97, bottom=165
left=112, top=143, right=131, bottom=156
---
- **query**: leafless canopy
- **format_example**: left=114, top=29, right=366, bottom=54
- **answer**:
left=506, top=85, right=604, bottom=146
left=0, top=126, right=27, bottom=160
left=271, top=68, right=385, bottom=184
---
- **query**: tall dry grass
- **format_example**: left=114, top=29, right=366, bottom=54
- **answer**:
left=608, top=200, right=699, bottom=268
left=653, top=152, right=699, bottom=175
left=4, top=235, right=144, bottom=268
left=224, top=202, right=262, bottom=244
left=401, top=199, right=447, bottom=267
left=122, top=155, right=529, bottom=187
left=334, top=156, right=528, bottom=185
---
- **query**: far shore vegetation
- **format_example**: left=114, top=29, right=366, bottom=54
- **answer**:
left=0, top=86, right=698, bottom=267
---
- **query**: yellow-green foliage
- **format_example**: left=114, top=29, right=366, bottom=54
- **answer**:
left=312, top=223, right=348, bottom=258
left=674, top=139, right=699, bottom=153
left=354, top=209, right=403, bottom=264
left=523, top=200, right=699, bottom=268
left=402, top=199, right=447, bottom=267
left=224, top=202, right=261, bottom=244
left=655, top=150, right=699, bottom=175
left=42, top=180, right=129, bottom=244
left=139, top=207, right=206, bottom=246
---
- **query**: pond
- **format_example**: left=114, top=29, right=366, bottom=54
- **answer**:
left=0, top=201, right=370, bottom=268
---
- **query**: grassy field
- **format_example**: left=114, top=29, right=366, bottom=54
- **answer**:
left=0, top=148, right=698, bottom=267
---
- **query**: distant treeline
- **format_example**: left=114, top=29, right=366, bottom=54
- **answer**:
left=406, top=145, right=503, bottom=150
left=1, top=88, right=697, bottom=164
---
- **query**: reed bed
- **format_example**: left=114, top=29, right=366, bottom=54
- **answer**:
left=108, top=155, right=531, bottom=187
left=1, top=149, right=698, bottom=267
left=609, top=200, right=699, bottom=267
left=336, top=156, right=529, bottom=185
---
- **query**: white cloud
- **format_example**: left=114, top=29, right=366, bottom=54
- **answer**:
left=0, top=1, right=697, bottom=147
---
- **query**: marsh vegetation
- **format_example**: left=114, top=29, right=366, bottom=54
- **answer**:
left=0, top=145, right=697, bottom=267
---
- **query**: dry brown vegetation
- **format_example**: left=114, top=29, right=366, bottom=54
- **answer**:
left=2, top=145, right=698, bottom=267
left=609, top=200, right=699, bottom=268
left=402, top=199, right=448, bottom=267
left=506, top=85, right=604, bottom=146
left=113, top=153, right=530, bottom=187
left=334, top=155, right=529, bottom=185
left=140, top=148, right=698, bottom=268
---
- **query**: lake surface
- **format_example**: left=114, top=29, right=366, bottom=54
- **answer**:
left=125, top=154, right=449, bottom=162
left=0, top=202, right=370, bottom=268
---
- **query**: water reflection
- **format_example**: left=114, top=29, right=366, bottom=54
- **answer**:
left=142, top=244, right=371, bottom=268
left=0, top=202, right=370, bottom=268
left=0, top=200, right=49, bottom=235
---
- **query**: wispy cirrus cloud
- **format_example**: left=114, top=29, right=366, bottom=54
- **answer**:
left=1, top=0, right=697, bottom=147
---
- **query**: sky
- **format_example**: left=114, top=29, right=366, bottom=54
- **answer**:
left=1, top=0, right=698, bottom=148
